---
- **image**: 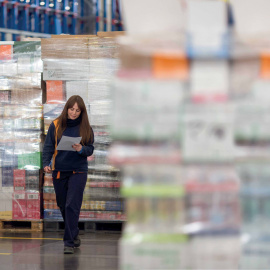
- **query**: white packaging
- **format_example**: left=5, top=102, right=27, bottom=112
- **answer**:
left=190, top=59, right=229, bottom=101
left=0, top=62, right=17, bottom=76
left=182, top=104, right=234, bottom=162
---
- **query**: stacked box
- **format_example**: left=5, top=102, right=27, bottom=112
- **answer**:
left=0, top=41, right=43, bottom=220
left=41, top=36, right=123, bottom=222
left=12, top=191, right=27, bottom=219
left=13, top=169, right=25, bottom=191
left=26, top=192, right=41, bottom=219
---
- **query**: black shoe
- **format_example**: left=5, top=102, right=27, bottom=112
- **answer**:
left=74, top=235, right=81, bottom=248
left=64, top=246, right=74, bottom=254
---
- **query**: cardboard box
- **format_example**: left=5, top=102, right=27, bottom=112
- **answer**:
left=17, top=152, right=42, bottom=170
left=0, top=44, right=13, bottom=60
left=46, top=81, right=65, bottom=104
left=26, top=192, right=40, bottom=219
left=12, top=191, right=26, bottom=219
left=41, top=38, right=89, bottom=59
left=2, top=166, right=14, bottom=188
left=13, top=169, right=25, bottom=191
left=97, top=31, right=125, bottom=37
left=25, top=169, right=40, bottom=192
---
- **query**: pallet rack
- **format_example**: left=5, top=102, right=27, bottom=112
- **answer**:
left=0, top=0, right=123, bottom=41
left=96, top=0, right=122, bottom=33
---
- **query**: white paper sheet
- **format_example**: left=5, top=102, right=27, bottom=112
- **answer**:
left=56, top=136, right=82, bottom=151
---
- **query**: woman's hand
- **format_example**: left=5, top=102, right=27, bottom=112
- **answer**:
left=44, top=166, right=51, bottom=173
left=72, top=143, right=82, bottom=152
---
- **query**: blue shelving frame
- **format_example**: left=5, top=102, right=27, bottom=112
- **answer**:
left=96, top=0, right=123, bottom=33
left=0, top=0, right=123, bottom=41
left=0, top=0, right=83, bottom=40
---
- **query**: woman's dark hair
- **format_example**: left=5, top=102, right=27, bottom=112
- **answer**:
left=55, top=95, right=93, bottom=145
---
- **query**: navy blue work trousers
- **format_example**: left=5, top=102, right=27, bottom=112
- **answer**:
left=53, top=172, right=87, bottom=247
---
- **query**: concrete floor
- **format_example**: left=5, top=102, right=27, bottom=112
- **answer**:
left=0, top=231, right=121, bottom=270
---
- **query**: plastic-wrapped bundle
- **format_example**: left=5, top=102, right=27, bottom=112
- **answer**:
left=87, top=78, right=111, bottom=102
left=41, top=38, right=90, bottom=60
left=41, top=37, right=119, bottom=60
left=0, top=73, right=41, bottom=90
left=0, top=41, right=42, bottom=76
left=0, top=41, right=43, bottom=221
left=66, top=81, right=89, bottom=103
left=89, top=100, right=111, bottom=126
left=43, top=59, right=119, bottom=81
left=43, top=59, right=91, bottom=81
left=14, top=41, right=43, bottom=74
left=43, top=104, right=65, bottom=134
left=89, top=58, right=119, bottom=78
left=89, top=37, right=120, bottom=59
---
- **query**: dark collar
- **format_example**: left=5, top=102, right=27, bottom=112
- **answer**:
left=67, top=116, right=81, bottom=127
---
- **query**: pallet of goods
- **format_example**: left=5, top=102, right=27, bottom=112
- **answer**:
left=0, top=41, right=43, bottom=231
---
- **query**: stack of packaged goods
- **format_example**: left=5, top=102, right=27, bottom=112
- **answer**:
left=0, top=41, right=43, bottom=221
left=108, top=0, right=246, bottom=269
left=108, top=34, right=189, bottom=268
left=41, top=36, right=124, bottom=222
left=231, top=1, right=270, bottom=268
left=181, top=2, right=241, bottom=269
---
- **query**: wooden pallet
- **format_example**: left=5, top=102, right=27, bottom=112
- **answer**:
left=44, top=220, right=122, bottom=233
left=0, top=219, right=43, bottom=232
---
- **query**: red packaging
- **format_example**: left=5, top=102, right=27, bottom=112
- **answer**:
left=26, top=193, right=40, bottom=220
left=12, top=192, right=26, bottom=219
left=13, top=169, right=26, bottom=192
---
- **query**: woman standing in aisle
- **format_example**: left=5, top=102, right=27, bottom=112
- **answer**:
left=43, top=95, right=94, bottom=254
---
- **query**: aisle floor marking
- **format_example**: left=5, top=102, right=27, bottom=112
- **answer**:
left=0, top=237, right=62, bottom=240
left=0, top=253, right=12, bottom=255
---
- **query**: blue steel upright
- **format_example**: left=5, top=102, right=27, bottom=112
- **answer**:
left=0, top=0, right=7, bottom=40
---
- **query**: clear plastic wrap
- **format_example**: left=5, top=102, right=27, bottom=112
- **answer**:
left=41, top=37, right=119, bottom=60
left=42, top=36, right=124, bottom=222
left=0, top=41, right=43, bottom=220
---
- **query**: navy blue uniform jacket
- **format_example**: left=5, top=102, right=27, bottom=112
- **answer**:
left=42, top=117, right=94, bottom=172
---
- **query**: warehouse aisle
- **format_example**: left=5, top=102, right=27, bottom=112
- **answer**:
left=0, top=231, right=120, bottom=270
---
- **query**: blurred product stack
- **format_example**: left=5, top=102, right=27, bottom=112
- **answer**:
left=108, top=0, right=251, bottom=269
left=41, top=35, right=125, bottom=223
left=0, top=41, right=43, bottom=221
left=231, top=0, right=270, bottom=268
left=182, top=1, right=241, bottom=269
left=108, top=30, right=189, bottom=270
